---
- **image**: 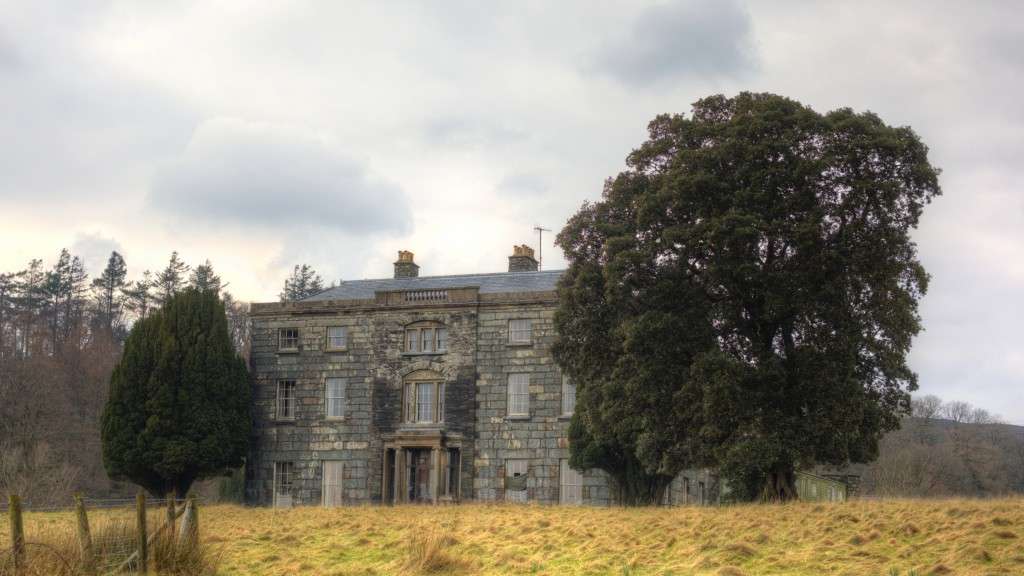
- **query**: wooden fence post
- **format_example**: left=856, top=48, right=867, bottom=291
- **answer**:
left=136, top=491, right=147, bottom=574
left=166, top=490, right=176, bottom=535
left=177, top=496, right=198, bottom=547
left=8, top=494, right=24, bottom=571
left=74, top=494, right=96, bottom=575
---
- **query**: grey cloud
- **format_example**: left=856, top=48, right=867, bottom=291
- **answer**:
left=593, top=0, right=756, bottom=85
left=71, top=232, right=124, bottom=276
left=148, top=118, right=412, bottom=235
left=422, top=116, right=527, bottom=148
left=497, top=173, right=549, bottom=196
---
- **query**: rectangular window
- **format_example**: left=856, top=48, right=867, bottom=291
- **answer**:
left=325, top=377, right=346, bottom=419
left=443, top=448, right=460, bottom=498
left=322, top=461, right=343, bottom=507
left=559, top=459, right=583, bottom=505
left=507, top=373, right=529, bottom=416
left=326, top=326, right=347, bottom=350
left=404, top=383, right=415, bottom=422
left=437, top=382, right=446, bottom=422
left=279, top=328, right=299, bottom=350
left=683, top=477, right=690, bottom=505
left=508, top=319, right=532, bottom=344
left=277, top=380, right=296, bottom=420
left=436, top=328, right=448, bottom=352
left=421, top=328, right=434, bottom=353
left=406, top=329, right=420, bottom=353
left=416, top=382, right=434, bottom=422
left=561, top=376, right=576, bottom=416
left=505, top=459, right=528, bottom=503
left=698, top=481, right=706, bottom=505
left=274, top=461, right=294, bottom=508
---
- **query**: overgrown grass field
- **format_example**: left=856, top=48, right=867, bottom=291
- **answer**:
left=5, top=499, right=1023, bottom=575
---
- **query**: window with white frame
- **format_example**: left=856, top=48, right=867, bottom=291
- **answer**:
left=508, top=319, right=532, bottom=344
left=403, top=374, right=445, bottom=423
left=279, top=327, right=299, bottom=350
left=561, top=375, right=576, bottom=416
left=325, top=326, right=347, bottom=350
left=277, top=380, right=296, bottom=420
left=507, top=373, right=529, bottom=416
left=325, top=377, right=346, bottom=419
left=274, top=461, right=294, bottom=508
left=698, top=481, right=706, bottom=505
left=322, top=460, right=343, bottom=507
left=405, top=323, right=447, bottom=354
left=559, top=459, right=583, bottom=505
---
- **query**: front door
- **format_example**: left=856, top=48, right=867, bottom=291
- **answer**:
left=407, top=449, right=432, bottom=503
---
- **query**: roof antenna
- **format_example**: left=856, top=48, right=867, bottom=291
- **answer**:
left=533, top=225, right=551, bottom=271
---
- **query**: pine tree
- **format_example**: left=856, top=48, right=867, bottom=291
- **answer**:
left=189, top=259, right=223, bottom=293
left=101, top=288, right=251, bottom=496
left=154, top=251, right=190, bottom=305
left=279, top=264, right=325, bottom=301
left=122, top=271, right=154, bottom=322
left=91, top=251, right=128, bottom=337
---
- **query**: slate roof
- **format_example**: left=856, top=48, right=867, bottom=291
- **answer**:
left=302, top=269, right=565, bottom=302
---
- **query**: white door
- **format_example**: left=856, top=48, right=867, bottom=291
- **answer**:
left=322, top=461, right=344, bottom=507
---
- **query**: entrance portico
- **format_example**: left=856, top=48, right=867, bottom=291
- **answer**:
left=382, top=430, right=462, bottom=504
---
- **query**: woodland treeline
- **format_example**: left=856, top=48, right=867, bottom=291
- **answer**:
left=855, top=396, right=1024, bottom=497
left=1, top=249, right=1020, bottom=504
left=0, top=250, right=252, bottom=505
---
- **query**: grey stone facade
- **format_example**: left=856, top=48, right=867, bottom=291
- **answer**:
left=246, top=251, right=716, bottom=507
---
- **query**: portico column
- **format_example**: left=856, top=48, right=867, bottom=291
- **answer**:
left=430, top=446, right=439, bottom=504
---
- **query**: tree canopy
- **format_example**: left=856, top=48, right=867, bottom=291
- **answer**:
left=553, top=93, right=941, bottom=502
left=279, top=264, right=325, bottom=301
left=101, top=287, right=251, bottom=496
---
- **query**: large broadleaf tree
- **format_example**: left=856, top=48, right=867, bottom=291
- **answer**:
left=553, top=93, right=941, bottom=502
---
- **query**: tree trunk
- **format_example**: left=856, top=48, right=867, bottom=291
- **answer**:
left=761, top=467, right=798, bottom=502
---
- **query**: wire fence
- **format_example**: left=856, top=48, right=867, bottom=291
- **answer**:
left=0, top=497, right=200, bottom=514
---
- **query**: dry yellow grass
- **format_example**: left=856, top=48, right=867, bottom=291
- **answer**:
left=3, top=498, right=1022, bottom=575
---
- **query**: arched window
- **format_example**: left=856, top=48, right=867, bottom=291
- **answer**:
left=404, top=321, right=448, bottom=354
left=403, top=370, right=446, bottom=423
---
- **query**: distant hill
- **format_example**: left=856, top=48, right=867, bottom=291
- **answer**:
left=821, top=417, right=1024, bottom=497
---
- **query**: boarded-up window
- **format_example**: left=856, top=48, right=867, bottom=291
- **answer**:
left=559, top=459, right=582, bottom=505
left=508, top=319, right=532, bottom=344
left=505, top=459, right=528, bottom=503
left=322, top=461, right=343, bottom=507
left=561, top=376, right=576, bottom=416
left=326, top=378, right=346, bottom=419
left=507, top=373, right=529, bottom=416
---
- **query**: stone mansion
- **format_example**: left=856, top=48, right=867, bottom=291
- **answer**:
left=245, top=246, right=716, bottom=507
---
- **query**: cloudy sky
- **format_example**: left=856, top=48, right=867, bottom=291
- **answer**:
left=1, top=1, right=1021, bottom=421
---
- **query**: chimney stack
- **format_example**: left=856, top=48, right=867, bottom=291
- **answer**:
left=394, top=250, right=419, bottom=278
left=508, top=244, right=539, bottom=272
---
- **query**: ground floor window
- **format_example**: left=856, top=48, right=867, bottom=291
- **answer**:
left=442, top=448, right=460, bottom=499
left=322, top=460, right=343, bottom=507
left=505, top=459, right=528, bottom=503
left=559, top=459, right=582, bottom=505
left=274, top=461, right=295, bottom=508
left=698, top=481, right=706, bottom=505
left=683, top=477, right=691, bottom=505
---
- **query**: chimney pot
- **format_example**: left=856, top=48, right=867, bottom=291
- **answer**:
left=394, top=250, right=419, bottom=278
left=508, top=244, right=539, bottom=272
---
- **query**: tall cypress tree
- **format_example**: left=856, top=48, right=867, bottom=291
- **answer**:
left=101, top=288, right=250, bottom=496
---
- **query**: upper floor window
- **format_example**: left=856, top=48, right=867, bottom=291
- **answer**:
left=325, top=377, right=346, bottom=419
left=561, top=375, right=576, bottom=416
left=277, top=380, right=296, bottom=420
left=279, top=328, right=299, bottom=351
left=508, top=319, right=532, bottom=344
left=404, top=322, right=448, bottom=354
left=403, top=371, right=445, bottom=423
left=325, top=326, right=347, bottom=350
left=507, top=373, right=529, bottom=416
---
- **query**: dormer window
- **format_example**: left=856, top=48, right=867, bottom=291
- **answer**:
left=404, top=322, right=448, bottom=354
